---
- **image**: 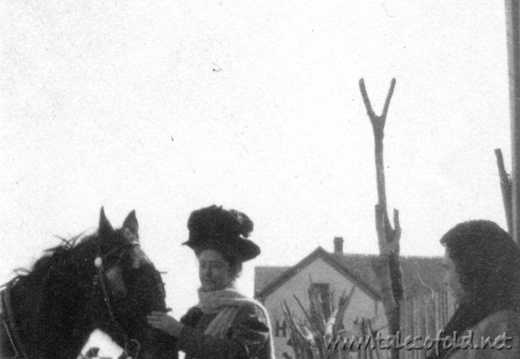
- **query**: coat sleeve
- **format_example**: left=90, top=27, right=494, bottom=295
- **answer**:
left=468, top=311, right=520, bottom=359
left=177, top=305, right=271, bottom=359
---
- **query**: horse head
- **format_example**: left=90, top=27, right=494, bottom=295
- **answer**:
left=3, top=208, right=176, bottom=359
left=88, top=208, right=177, bottom=359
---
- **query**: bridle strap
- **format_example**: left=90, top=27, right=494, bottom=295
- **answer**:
left=95, top=263, right=124, bottom=333
left=1, top=279, right=28, bottom=359
left=94, top=242, right=142, bottom=359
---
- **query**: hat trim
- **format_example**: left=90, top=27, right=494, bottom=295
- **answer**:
left=182, top=237, right=260, bottom=262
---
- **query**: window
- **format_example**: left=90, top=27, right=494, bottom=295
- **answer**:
left=311, top=283, right=331, bottom=319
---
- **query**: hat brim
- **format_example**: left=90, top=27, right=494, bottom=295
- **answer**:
left=182, top=237, right=260, bottom=262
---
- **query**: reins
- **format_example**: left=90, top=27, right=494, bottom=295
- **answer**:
left=1, top=278, right=27, bottom=359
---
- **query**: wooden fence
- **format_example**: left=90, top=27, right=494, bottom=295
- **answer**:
left=352, top=290, right=457, bottom=359
left=398, top=290, right=458, bottom=359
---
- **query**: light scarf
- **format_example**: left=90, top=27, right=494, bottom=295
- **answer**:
left=197, top=285, right=267, bottom=337
left=196, top=285, right=275, bottom=358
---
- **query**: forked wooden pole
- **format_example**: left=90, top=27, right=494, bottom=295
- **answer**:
left=359, top=78, right=403, bottom=359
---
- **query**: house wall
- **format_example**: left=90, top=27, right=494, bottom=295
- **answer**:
left=262, top=257, right=385, bottom=359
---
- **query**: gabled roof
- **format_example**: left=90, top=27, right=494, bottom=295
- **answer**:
left=255, top=247, right=445, bottom=301
left=254, top=266, right=290, bottom=295
left=255, top=247, right=381, bottom=301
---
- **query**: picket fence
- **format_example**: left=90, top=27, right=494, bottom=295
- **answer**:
left=397, top=290, right=458, bottom=359
left=351, top=290, right=457, bottom=359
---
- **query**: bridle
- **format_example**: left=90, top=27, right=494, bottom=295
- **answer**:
left=93, top=233, right=144, bottom=359
left=1, top=228, right=166, bottom=359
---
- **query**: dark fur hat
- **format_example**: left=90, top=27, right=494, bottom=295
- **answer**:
left=182, top=205, right=260, bottom=262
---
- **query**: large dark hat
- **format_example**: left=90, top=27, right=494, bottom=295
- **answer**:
left=182, top=205, right=260, bottom=262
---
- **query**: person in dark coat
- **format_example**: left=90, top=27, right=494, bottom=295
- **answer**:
left=428, top=220, right=520, bottom=359
left=147, top=205, right=275, bottom=359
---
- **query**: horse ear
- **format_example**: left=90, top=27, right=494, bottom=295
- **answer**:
left=123, top=210, right=139, bottom=241
left=99, top=207, right=114, bottom=235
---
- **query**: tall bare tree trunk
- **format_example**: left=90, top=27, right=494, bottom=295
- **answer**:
left=505, top=0, right=520, bottom=244
left=359, top=78, right=403, bottom=359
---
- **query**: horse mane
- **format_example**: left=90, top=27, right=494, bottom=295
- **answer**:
left=3, top=230, right=108, bottom=358
left=13, top=230, right=97, bottom=284
left=3, top=209, right=177, bottom=359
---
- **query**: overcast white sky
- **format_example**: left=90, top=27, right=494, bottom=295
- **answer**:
left=0, top=1, right=511, bottom=356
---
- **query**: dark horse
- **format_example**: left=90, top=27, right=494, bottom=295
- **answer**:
left=0, top=208, right=177, bottom=359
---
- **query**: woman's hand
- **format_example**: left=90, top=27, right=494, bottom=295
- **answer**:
left=147, top=311, right=185, bottom=337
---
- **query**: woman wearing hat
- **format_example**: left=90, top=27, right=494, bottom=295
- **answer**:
left=147, top=205, right=275, bottom=359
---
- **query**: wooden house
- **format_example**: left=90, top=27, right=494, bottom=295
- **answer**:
left=254, top=237, right=456, bottom=359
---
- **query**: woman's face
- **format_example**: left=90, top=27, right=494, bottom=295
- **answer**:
left=198, top=249, right=234, bottom=292
left=443, top=250, right=465, bottom=304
